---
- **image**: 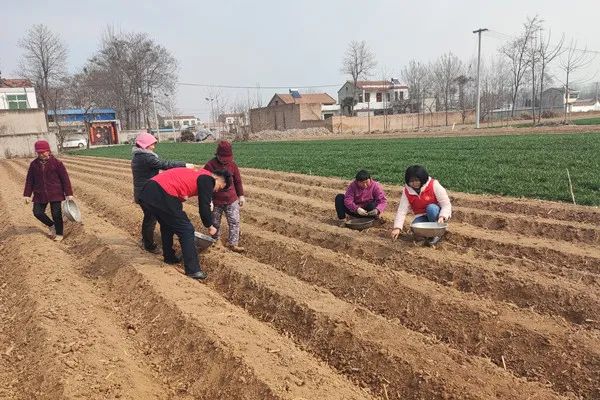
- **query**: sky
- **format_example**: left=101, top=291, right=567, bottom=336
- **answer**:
left=2, top=0, right=599, bottom=121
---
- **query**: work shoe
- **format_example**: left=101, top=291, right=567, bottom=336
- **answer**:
left=140, top=240, right=161, bottom=254
left=48, top=225, right=56, bottom=238
left=186, top=270, right=208, bottom=280
left=53, top=235, right=64, bottom=242
left=164, top=255, right=182, bottom=265
left=226, top=244, right=246, bottom=253
left=427, top=236, right=442, bottom=246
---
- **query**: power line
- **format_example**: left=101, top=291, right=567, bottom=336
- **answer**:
left=486, top=29, right=600, bottom=56
left=176, top=82, right=340, bottom=89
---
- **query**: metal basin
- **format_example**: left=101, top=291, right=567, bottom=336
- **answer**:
left=345, top=217, right=375, bottom=231
left=410, top=221, right=448, bottom=238
left=62, top=199, right=81, bottom=222
left=194, top=232, right=216, bottom=251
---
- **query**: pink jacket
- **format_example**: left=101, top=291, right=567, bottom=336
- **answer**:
left=344, top=180, right=387, bottom=214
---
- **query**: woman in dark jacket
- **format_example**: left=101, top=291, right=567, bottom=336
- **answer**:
left=131, top=132, right=192, bottom=253
left=23, top=140, right=74, bottom=242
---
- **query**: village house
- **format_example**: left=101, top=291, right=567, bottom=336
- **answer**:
left=0, top=77, right=55, bottom=158
left=162, top=115, right=199, bottom=129
left=0, top=78, right=38, bottom=110
left=250, top=91, right=336, bottom=132
left=338, top=79, right=409, bottom=116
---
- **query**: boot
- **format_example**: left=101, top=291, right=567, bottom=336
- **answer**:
left=48, top=225, right=56, bottom=238
left=164, top=255, right=182, bottom=264
left=140, top=240, right=161, bottom=254
left=226, top=243, right=246, bottom=253
left=186, top=270, right=208, bottom=280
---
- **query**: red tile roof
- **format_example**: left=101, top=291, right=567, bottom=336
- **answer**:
left=268, top=93, right=336, bottom=106
left=0, top=79, right=34, bottom=88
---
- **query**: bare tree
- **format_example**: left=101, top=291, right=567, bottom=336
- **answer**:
left=18, top=24, right=68, bottom=123
left=431, top=52, right=463, bottom=126
left=47, top=78, right=71, bottom=150
left=558, top=40, right=595, bottom=122
left=82, top=28, right=178, bottom=130
left=401, top=60, right=430, bottom=118
left=68, top=70, right=99, bottom=148
left=480, top=56, right=511, bottom=124
left=537, top=30, right=564, bottom=122
left=455, top=74, right=474, bottom=123
left=501, top=16, right=540, bottom=117
left=341, top=40, right=377, bottom=115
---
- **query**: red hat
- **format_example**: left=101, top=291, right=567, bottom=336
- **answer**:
left=216, top=140, right=233, bottom=162
left=34, top=140, right=51, bottom=153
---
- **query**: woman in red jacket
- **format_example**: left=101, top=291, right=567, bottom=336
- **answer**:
left=23, top=140, right=74, bottom=242
left=204, top=140, right=246, bottom=252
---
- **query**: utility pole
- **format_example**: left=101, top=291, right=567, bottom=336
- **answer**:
left=205, top=97, right=215, bottom=131
left=151, top=92, right=161, bottom=141
left=473, top=28, right=488, bottom=128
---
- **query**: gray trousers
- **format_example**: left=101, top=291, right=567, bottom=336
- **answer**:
left=212, top=200, right=241, bottom=245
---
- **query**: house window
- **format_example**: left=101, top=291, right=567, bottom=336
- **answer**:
left=395, top=92, right=399, bottom=101
left=365, top=93, right=371, bottom=102
left=376, top=92, right=382, bottom=102
left=386, top=93, right=391, bottom=102
left=358, top=94, right=363, bottom=102
left=7, top=94, right=28, bottom=109
left=400, top=91, right=404, bottom=100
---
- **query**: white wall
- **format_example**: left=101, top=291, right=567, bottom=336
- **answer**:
left=0, top=87, right=38, bottom=110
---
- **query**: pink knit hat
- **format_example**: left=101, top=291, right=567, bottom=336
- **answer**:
left=34, top=140, right=51, bottom=153
left=135, top=132, right=157, bottom=149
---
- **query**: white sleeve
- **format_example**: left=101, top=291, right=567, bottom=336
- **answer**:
left=393, top=192, right=411, bottom=229
left=434, top=181, right=452, bottom=219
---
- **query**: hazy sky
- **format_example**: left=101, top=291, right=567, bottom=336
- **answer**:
left=2, top=0, right=599, bottom=120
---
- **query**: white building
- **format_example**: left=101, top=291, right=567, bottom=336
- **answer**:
left=0, top=78, right=38, bottom=110
left=570, top=98, right=600, bottom=113
left=162, top=115, right=199, bottom=129
left=338, top=79, right=409, bottom=115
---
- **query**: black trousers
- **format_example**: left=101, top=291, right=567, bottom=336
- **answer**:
left=33, top=201, right=63, bottom=235
left=139, top=204, right=158, bottom=250
left=334, top=194, right=376, bottom=220
left=139, top=181, right=201, bottom=275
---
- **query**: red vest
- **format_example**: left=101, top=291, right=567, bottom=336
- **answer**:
left=404, top=179, right=438, bottom=214
left=152, top=168, right=213, bottom=201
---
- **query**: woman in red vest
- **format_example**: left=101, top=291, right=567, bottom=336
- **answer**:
left=391, top=165, right=452, bottom=245
left=138, top=167, right=231, bottom=280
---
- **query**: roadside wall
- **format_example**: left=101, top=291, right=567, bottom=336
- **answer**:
left=0, top=109, right=56, bottom=158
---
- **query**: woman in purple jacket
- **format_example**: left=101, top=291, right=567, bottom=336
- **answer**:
left=23, top=140, right=74, bottom=242
left=335, top=170, right=387, bottom=226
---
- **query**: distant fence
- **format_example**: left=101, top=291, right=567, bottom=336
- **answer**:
left=328, top=110, right=475, bottom=133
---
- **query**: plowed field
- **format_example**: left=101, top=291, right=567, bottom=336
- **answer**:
left=1, top=156, right=599, bottom=399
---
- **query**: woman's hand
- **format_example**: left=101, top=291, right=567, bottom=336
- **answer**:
left=391, top=228, right=402, bottom=240
left=437, top=216, right=447, bottom=224
left=208, top=225, right=217, bottom=236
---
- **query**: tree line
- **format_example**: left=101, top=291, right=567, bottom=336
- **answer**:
left=17, top=24, right=178, bottom=148
left=341, top=16, right=596, bottom=126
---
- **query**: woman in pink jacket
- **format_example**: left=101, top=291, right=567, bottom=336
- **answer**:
left=335, top=169, right=387, bottom=225
left=391, top=165, right=451, bottom=245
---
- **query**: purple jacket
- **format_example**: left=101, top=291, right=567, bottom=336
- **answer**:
left=344, top=180, right=387, bottom=213
left=23, top=156, right=73, bottom=203
left=204, top=158, right=244, bottom=205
